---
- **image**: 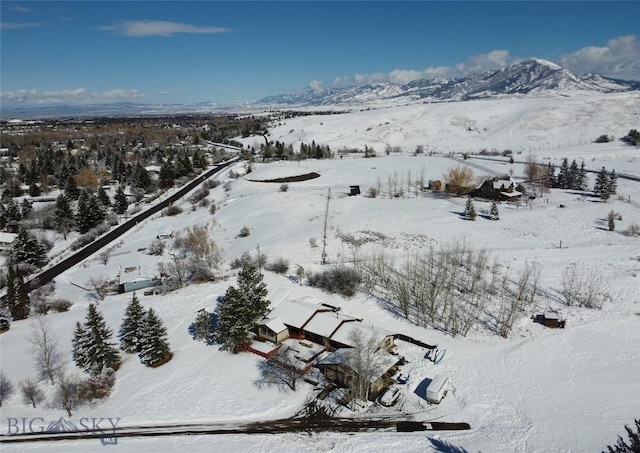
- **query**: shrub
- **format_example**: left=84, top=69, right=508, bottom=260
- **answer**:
left=209, top=203, right=217, bottom=215
left=594, top=134, right=612, bottom=143
left=238, top=226, right=250, bottom=237
left=50, top=299, right=73, bottom=312
left=265, top=257, right=289, bottom=274
left=307, top=266, right=362, bottom=297
left=203, top=179, right=221, bottom=189
left=626, top=222, right=640, bottom=237
left=279, top=183, right=289, bottom=192
left=148, top=238, right=165, bottom=256
left=190, top=187, right=210, bottom=204
left=230, top=251, right=267, bottom=270
left=162, top=205, right=183, bottom=217
left=367, top=187, right=378, bottom=198
left=71, top=223, right=110, bottom=250
left=223, top=181, right=232, bottom=192
left=198, top=198, right=210, bottom=208
left=79, top=370, right=115, bottom=401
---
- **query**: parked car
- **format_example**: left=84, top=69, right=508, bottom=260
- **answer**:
left=397, top=373, right=409, bottom=384
left=378, top=387, right=401, bottom=407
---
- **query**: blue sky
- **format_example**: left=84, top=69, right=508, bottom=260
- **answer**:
left=1, top=1, right=639, bottom=107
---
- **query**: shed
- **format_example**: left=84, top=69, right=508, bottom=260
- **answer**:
left=119, top=276, right=157, bottom=294
left=257, top=317, right=289, bottom=343
left=426, top=374, right=449, bottom=404
left=0, top=232, right=17, bottom=248
left=428, top=180, right=442, bottom=191
left=542, top=312, right=566, bottom=328
left=349, top=185, right=361, bottom=196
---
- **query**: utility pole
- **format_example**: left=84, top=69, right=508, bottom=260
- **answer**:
left=321, top=188, right=330, bottom=265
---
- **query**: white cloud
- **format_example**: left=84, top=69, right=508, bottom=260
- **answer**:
left=0, top=88, right=144, bottom=105
left=559, top=34, right=640, bottom=80
left=11, top=5, right=32, bottom=13
left=329, top=50, right=513, bottom=88
left=0, top=22, right=40, bottom=30
left=309, top=80, right=323, bottom=91
left=100, top=20, right=231, bottom=37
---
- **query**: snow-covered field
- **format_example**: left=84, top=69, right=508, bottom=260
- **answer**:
left=2, top=94, right=640, bottom=452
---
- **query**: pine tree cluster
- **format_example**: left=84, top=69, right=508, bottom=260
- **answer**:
left=118, top=294, right=171, bottom=366
left=550, top=158, right=588, bottom=190
left=72, top=303, right=120, bottom=375
left=214, top=261, right=270, bottom=352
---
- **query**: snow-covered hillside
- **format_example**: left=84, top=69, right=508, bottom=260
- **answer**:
left=258, top=59, right=640, bottom=107
left=2, top=96, right=640, bottom=452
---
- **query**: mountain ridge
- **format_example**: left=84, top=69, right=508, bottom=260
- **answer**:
left=258, top=59, right=640, bottom=106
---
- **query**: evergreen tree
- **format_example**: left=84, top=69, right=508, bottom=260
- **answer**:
left=568, top=159, right=579, bottom=189
left=28, top=182, right=41, bottom=197
left=97, top=185, right=111, bottom=208
left=65, top=175, right=80, bottom=200
left=71, top=321, right=88, bottom=370
left=547, top=163, right=557, bottom=188
left=75, top=191, right=104, bottom=233
left=464, top=197, right=477, bottom=220
left=578, top=161, right=588, bottom=190
left=133, top=164, right=151, bottom=190
left=82, top=303, right=120, bottom=375
left=0, top=303, right=10, bottom=331
left=11, top=228, right=46, bottom=267
left=594, top=167, right=611, bottom=200
left=11, top=270, right=30, bottom=320
left=5, top=267, right=16, bottom=316
left=113, top=186, right=129, bottom=215
left=20, top=198, right=32, bottom=218
left=605, top=419, right=640, bottom=453
left=0, top=199, right=22, bottom=232
left=138, top=308, right=171, bottom=366
left=214, top=261, right=270, bottom=352
left=118, top=293, right=145, bottom=353
left=158, top=161, right=175, bottom=189
left=608, top=210, right=616, bottom=232
left=609, top=169, right=618, bottom=196
left=54, top=194, right=75, bottom=239
left=557, top=158, right=569, bottom=189
left=190, top=309, right=217, bottom=345
left=490, top=200, right=500, bottom=220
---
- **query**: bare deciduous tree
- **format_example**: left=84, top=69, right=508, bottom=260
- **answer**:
left=256, top=346, right=300, bottom=391
left=444, top=166, right=475, bottom=196
left=20, top=378, right=45, bottom=408
left=50, top=371, right=83, bottom=417
left=347, top=330, right=384, bottom=405
left=87, top=276, right=110, bottom=301
left=28, top=316, right=64, bottom=385
left=0, top=373, right=14, bottom=406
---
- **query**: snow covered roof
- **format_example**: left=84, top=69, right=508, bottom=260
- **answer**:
left=330, top=321, right=392, bottom=348
left=266, top=299, right=331, bottom=329
left=318, top=348, right=400, bottom=382
left=303, top=311, right=355, bottom=338
left=493, top=177, right=516, bottom=189
left=500, top=191, right=522, bottom=198
left=259, top=317, right=288, bottom=334
left=0, top=232, right=17, bottom=244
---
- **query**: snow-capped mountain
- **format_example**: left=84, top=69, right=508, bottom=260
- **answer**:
left=259, top=59, right=640, bottom=106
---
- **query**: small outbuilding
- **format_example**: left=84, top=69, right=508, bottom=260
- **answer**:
left=426, top=374, right=450, bottom=404
left=349, top=185, right=361, bottom=196
left=542, top=312, right=566, bottom=328
left=257, top=317, right=289, bottom=344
